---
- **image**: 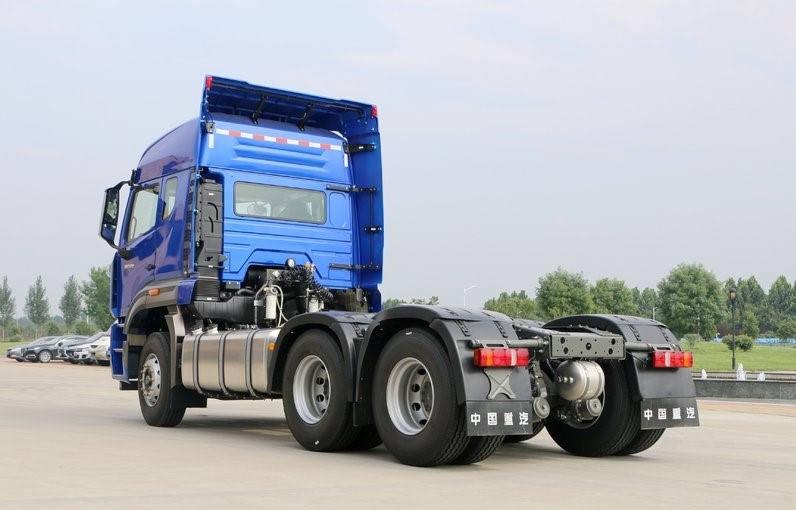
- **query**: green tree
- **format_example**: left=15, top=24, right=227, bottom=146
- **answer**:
left=768, top=276, right=791, bottom=315
left=592, top=278, right=637, bottom=315
left=740, top=311, right=759, bottom=339
left=381, top=298, right=406, bottom=309
left=657, top=263, right=723, bottom=338
left=632, top=287, right=658, bottom=320
left=776, top=317, right=796, bottom=342
left=722, top=334, right=754, bottom=352
left=483, top=290, right=541, bottom=320
left=74, top=321, right=97, bottom=336
left=0, top=276, right=16, bottom=340
left=410, top=296, right=439, bottom=305
left=46, top=321, right=62, bottom=336
left=24, top=276, right=50, bottom=334
left=59, top=275, right=82, bottom=331
left=536, top=268, right=594, bottom=319
left=81, top=266, right=114, bottom=330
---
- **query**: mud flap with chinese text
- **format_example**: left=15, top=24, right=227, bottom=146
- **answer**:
left=466, top=400, right=535, bottom=436
left=639, top=397, right=699, bottom=429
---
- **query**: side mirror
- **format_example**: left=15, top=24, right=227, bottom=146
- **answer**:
left=100, top=186, right=120, bottom=248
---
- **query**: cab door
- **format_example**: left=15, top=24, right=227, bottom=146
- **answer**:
left=118, top=181, right=160, bottom=315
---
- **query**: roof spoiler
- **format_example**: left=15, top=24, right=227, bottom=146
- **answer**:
left=201, top=75, right=377, bottom=136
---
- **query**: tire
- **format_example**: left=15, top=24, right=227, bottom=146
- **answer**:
left=347, top=425, right=382, bottom=451
left=282, top=330, right=357, bottom=452
left=98, top=360, right=110, bottom=367
left=138, top=332, right=187, bottom=427
left=450, top=436, right=504, bottom=465
left=38, top=350, right=53, bottom=363
left=15, top=358, right=24, bottom=362
left=503, top=420, right=545, bottom=443
left=372, top=328, right=469, bottom=467
left=545, top=360, right=639, bottom=457
left=615, top=428, right=665, bottom=456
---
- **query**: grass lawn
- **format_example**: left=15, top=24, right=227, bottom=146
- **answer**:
left=684, top=341, right=796, bottom=373
left=0, top=341, right=20, bottom=355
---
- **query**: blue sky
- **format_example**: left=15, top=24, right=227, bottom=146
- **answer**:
left=1, top=1, right=794, bottom=312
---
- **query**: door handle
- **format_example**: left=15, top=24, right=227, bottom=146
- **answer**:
left=146, top=264, right=156, bottom=271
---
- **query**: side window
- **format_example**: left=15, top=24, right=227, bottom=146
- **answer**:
left=126, top=185, right=160, bottom=242
left=234, top=182, right=326, bottom=224
left=162, top=177, right=178, bottom=220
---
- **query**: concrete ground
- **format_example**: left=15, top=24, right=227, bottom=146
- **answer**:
left=1, top=357, right=794, bottom=510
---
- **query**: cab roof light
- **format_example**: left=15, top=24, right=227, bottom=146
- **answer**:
left=473, top=348, right=530, bottom=368
left=652, top=351, right=693, bottom=369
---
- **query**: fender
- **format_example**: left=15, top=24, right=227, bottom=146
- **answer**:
left=353, top=305, right=528, bottom=426
left=119, top=278, right=196, bottom=385
left=268, top=311, right=374, bottom=399
left=123, top=278, right=197, bottom=337
left=543, top=314, right=697, bottom=401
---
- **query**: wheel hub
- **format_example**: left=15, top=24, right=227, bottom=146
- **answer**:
left=140, top=353, right=162, bottom=407
left=386, top=357, right=434, bottom=436
left=293, top=355, right=330, bottom=424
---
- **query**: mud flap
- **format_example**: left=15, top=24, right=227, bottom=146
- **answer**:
left=465, top=400, right=534, bottom=436
left=639, top=397, right=700, bottom=429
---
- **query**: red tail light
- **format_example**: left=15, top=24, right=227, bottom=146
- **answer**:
left=371, top=105, right=378, bottom=118
left=205, top=75, right=213, bottom=89
left=652, top=351, right=693, bottom=368
left=473, top=348, right=530, bottom=367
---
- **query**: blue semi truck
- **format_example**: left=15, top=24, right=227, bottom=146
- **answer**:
left=98, top=76, right=699, bottom=466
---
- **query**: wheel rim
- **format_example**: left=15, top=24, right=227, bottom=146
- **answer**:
left=293, top=355, right=330, bottom=424
left=39, top=350, right=51, bottom=363
left=140, top=353, right=162, bottom=407
left=385, top=357, right=434, bottom=436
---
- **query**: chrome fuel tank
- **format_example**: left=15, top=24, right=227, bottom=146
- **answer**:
left=181, top=329, right=279, bottom=396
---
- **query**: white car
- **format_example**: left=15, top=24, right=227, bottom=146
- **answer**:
left=88, top=334, right=111, bottom=366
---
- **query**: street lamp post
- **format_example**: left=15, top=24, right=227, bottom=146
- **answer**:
left=463, top=285, right=477, bottom=308
left=729, top=287, right=737, bottom=370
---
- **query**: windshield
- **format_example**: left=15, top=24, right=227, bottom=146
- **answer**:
left=29, top=336, right=56, bottom=346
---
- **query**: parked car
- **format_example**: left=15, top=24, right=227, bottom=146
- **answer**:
left=64, top=340, right=94, bottom=364
left=23, top=335, right=87, bottom=363
left=55, top=336, right=93, bottom=361
left=6, top=336, right=58, bottom=361
left=87, top=333, right=111, bottom=366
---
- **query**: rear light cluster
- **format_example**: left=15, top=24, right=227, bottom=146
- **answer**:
left=651, top=351, right=693, bottom=368
left=473, top=348, right=530, bottom=367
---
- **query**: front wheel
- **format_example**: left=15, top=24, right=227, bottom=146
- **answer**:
left=138, top=332, right=187, bottom=427
left=38, top=350, right=52, bottom=363
left=283, top=331, right=357, bottom=451
left=372, top=328, right=469, bottom=467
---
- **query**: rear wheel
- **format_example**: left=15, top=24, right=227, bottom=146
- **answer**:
left=545, top=360, right=638, bottom=457
left=15, top=358, right=24, bottom=363
left=283, top=331, right=357, bottom=451
left=38, top=350, right=52, bottom=363
left=372, top=328, right=469, bottom=467
left=503, top=420, right=545, bottom=443
left=347, top=425, right=382, bottom=451
left=138, top=332, right=187, bottom=427
left=450, top=436, right=504, bottom=465
left=615, top=428, right=665, bottom=455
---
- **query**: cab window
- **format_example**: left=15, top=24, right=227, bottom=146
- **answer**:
left=127, top=185, right=160, bottom=242
left=234, top=182, right=326, bottom=224
left=162, top=177, right=178, bottom=219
